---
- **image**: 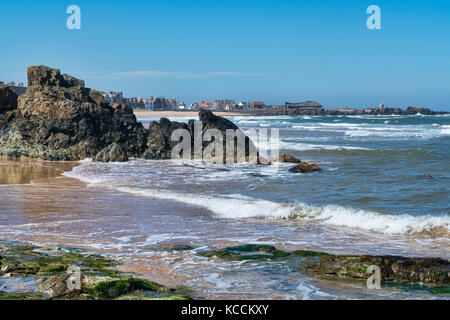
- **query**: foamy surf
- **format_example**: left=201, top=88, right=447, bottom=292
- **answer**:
left=112, top=186, right=449, bottom=236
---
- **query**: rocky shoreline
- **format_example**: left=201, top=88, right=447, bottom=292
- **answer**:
left=0, top=66, right=263, bottom=163
left=196, top=244, right=449, bottom=293
left=1, top=241, right=448, bottom=300
left=213, top=106, right=449, bottom=117
left=0, top=240, right=192, bottom=300
left=0, top=65, right=321, bottom=172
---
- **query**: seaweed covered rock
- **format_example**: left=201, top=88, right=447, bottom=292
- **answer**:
left=300, top=254, right=449, bottom=286
left=198, top=244, right=290, bottom=261
left=0, top=240, right=191, bottom=300
left=0, top=65, right=148, bottom=161
left=197, top=243, right=449, bottom=288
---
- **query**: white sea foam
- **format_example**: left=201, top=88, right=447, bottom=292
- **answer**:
left=254, top=138, right=371, bottom=151
left=112, top=187, right=449, bottom=236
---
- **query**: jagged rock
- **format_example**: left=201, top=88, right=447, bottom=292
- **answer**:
left=405, top=106, right=436, bottom=115
left=144, top=109, right=259, bottom=163
left=94, top=143, right=129, bottom=162
left=278, top=153, right=301, bottom=163
left=144, top=118, right=189, bottom=159
left=0, top=66, right=261, bottom=164
left=289, top=161, right=321, bottom=173
left=27, top=65, right=85, bottom=88
left=0, top=65, right=148, bottom=161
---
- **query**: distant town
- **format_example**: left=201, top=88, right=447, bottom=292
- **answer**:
left=1, top=81, right=447, bottom=116
left=94, top=91, right=449, bottom=116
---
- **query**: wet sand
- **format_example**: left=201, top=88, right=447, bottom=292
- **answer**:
left=0, top=157, right=447, bottom=299
left=0, top=156, right=77, bottom=184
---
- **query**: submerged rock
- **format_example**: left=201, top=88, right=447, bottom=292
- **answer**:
left=198, top=244, right=290, bottom=261
left=300, top=254, right=449, bottom=287
left=289, top=161, right=322, bottom=173
left=198, top=244, right=449, bottom=289
left=169, top=245, right=196, bottom=251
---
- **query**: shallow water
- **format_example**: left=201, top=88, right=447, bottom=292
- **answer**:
left=0, top=115, right=449, bottom=299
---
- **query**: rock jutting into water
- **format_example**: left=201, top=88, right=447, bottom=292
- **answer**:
left=0, top=65, right=320, bottom=172
left=288, top=162, right=322, bottom=173
left=0, top=66, right=262, bottom=164
left=198, top=244, right=450, bottom=291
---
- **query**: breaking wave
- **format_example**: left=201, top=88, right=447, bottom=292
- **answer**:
left=110, top=187, right=449, bottom=236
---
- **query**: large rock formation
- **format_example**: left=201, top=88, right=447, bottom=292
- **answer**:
left=0, top=66, right=148, bottom=161
left=143, top=109, right=258, bottom=163
left=0, top=65, right=307, bottom=169
left=0, top=66, right=261, bottom=163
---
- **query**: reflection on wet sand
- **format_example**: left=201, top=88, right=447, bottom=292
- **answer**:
left=0, top=158, right=447, bottom=299
left=0, top=156, right=76, bottom=184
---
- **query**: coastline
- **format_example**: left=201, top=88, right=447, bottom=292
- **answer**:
left=133, top=110, right=251, bottom=117
left=0, top=157, right=449, bottom=299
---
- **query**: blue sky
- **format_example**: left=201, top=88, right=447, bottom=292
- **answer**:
left=1, top=0, right=449, bottom=110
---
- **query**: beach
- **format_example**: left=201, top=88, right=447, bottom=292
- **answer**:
left=1, top=113, right=449, bottom=299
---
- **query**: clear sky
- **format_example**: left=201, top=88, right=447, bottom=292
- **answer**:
left=1, top=0, right=449, bottom=110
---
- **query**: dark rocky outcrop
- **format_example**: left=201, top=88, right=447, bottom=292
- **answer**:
left=0, top=84, right=18, bottom=112
left=278, top=153, right=301, bottom=163
left=144, top=117, right=189, bottom=160
left=0, top=66, right=262, bottom=163
left=289, top=162, right=322, bottom=173
left=0, top=66, right=148, bottom=161
left=143, top=109, right=259, bottom=163
left=0, top=85, right=18, bottom=130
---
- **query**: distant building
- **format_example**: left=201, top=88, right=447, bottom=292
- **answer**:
left=251, top=101, right=266, bottom=109
left=237, top=101, right=251, bottom=109
left=102, top=91, right=125, bottom=104
left=284, top=101, right=323, bottom=111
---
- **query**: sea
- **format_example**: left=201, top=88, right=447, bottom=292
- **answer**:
left=1, top=114, right=449, bottom=299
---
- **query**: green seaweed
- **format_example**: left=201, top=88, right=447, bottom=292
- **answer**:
left=429, top=286, right=450, bottom=295
left=198, top=244, right=291, bottom=261
left=291, top=250, right=331, bottom=257
left=88, top=277, right=166, bottom=299
left=0, top=291, right=46, bottom=300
